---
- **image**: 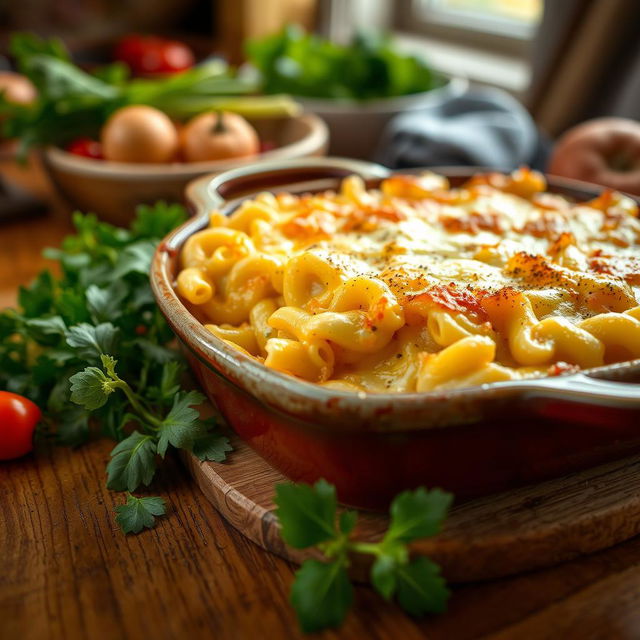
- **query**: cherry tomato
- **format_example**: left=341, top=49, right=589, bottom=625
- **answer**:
left=66, top=137, right=103, bottom=159
left=0, top=391, right=41, bottom=461
left=115, top=35, right=195, bottom=75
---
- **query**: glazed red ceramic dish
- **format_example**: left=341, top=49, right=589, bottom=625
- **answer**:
left=151, top=158, right=640, bottom=509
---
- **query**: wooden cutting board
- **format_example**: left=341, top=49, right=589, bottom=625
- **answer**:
left=183, top=434, right=640, bottom=583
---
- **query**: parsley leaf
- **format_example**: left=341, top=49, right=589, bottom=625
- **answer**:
left=106, top=431, right=157, bottom=492
left=0, top=202, right=209, bottom=540
left=115, top=494, right=166, bottom=534
left=339, top=510, right=357, bottom=535
left=131, top=202, right=188, bottom=239
left=276, top=482, right=453, bottom=632
left=395, top=557, right=449, bottom=616
left=25, top=316, right=67, bottom=342
left=112, top=241, right=157, bottom=278
left=86, top=281, right=128, bottom=322
left=371, top=554, right=398, bottom=600
left=385, top=487, right=452, bottom=545
left=56, top=406, right=91, bottom=447
left=131, top=284, right=155, bottom=308
left=290, top=559, right=353, bottom=633
left=156, top=390, right=205, bottom=457
left=10, top=32, right=70, bottom=68
left=275, top=479, right=338, bottom=548
left=99, top=353, right=118, bottom=378
left=31, top=354, right=65, bottom=386
left=69, top=366, right=115, bottom=410
left=146, top=360, right=183, bottom=404
left=97, top=403, right=128, bottom=441
left=55, top=289, right=92, bottom=325
left=369, top=489, right=452, bottom=613
left=18, top=270, right=54, bottom=317
left=66, top=322, right=118, bottom=359
left=134, top=338, right=177, bottom=364
left=192, top=430, right=233, bottom=462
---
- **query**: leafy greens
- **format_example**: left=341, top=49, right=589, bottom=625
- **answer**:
left=247, top=25, right=444, bottom=101
left=0, top=202, right=231, bottom=532
left=1, top=33, right=297, bottom=158
left=275, top=480, right=453, bottom=632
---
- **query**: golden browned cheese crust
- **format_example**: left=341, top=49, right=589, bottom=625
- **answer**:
left=176, top=168, right=640, bottom=393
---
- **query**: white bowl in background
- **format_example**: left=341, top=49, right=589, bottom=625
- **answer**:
left=297, top=76, right=467, bottom=160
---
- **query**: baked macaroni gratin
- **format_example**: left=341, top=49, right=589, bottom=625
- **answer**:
left=176, top=169, right=640, bottom=393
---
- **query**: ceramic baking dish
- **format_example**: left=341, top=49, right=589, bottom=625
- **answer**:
left=151, top=158, right=640, bottom=508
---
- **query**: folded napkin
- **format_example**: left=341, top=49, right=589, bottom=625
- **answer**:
left=374, top=87, right=550, bottom=170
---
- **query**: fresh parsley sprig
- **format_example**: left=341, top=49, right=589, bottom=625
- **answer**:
left=0, top=202, right=231, bottom=533
left=69, top=353, right=231, bottom=493
left=275, top=480, right=452, bottom=632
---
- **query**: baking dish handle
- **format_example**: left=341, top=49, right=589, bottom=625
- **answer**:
left=522, top=373, right=640, bottom=409
left=203, top=157, right=391, bottom=209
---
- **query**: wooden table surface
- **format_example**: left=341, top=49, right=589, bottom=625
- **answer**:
left=2, top=158, right=640, bottom=640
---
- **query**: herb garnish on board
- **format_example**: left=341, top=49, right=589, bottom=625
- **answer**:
left=276, top=480, right=452, bottom=631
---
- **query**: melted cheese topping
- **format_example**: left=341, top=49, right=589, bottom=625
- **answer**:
left=177, top=169, right=640, bottom=393
left=267, top=176, right=640, bottom=318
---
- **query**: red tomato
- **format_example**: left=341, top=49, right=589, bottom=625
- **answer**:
left=114, top=35, right=144, bottom=67
left=66, top=137, right=103, bottom=159
left=115, top=35, right=195, bottom=75
left=0, top=391, right=41, bottom=461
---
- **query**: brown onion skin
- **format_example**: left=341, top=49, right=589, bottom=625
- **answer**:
left=180, top=111, right=259, bottom=163
left=0, top=72, right=37, bottom=105
left=0, top=72, right=37, bottom=141
left=548, top=118, right=640, bottom=196
left=101, top=105, right=179, bottom=163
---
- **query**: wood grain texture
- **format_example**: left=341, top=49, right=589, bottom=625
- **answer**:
left=3, top=158, right=640, bottom=639
left=184, top=435, right=640, bottom=583
left=0, top=440, right=412, bottom=640
left=4, top=439, right=640, bottom=640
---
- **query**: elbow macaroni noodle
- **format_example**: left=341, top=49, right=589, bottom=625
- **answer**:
left=177, top=168, right=640, bottom=392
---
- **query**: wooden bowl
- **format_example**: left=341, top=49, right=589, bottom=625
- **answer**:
left=41, top=113, right=328, bottom=226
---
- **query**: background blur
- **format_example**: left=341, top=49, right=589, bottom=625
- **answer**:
left=2, top=0, right=638, bottom=137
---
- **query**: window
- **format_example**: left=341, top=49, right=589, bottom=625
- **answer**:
left=417, top=0, right=542, bottom=34
left=394, top=0, right=543, bottom=56
left=321, top=0, right=543, bottom=94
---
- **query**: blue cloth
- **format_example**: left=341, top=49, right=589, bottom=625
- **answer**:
left=374, top=87, right=550, bottom=171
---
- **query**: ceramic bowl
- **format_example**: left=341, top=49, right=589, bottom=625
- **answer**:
left=297, top=76, right=467, bottom=160
left=42, top=113, right=328, bottom=226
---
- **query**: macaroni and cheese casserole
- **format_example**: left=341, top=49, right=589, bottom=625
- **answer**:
left=176, top=169, right=640, bottom=392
